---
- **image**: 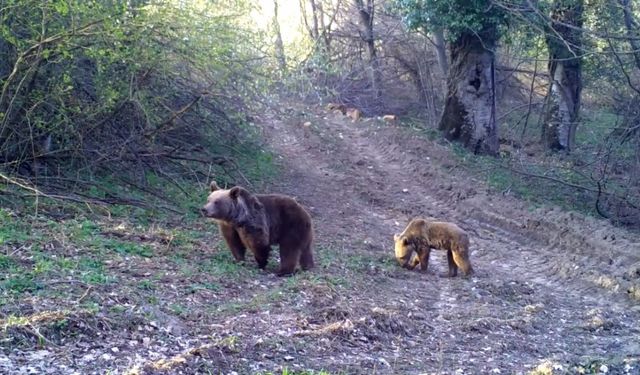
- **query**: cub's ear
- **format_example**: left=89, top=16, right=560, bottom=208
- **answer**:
left=229, top=186, right=247, bottom=200
left=210, top=181, right=220, bottom=192
left=393, top=233, right=400, bottom=241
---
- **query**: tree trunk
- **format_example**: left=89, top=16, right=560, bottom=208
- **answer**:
left=438, top=31, right=498, bottom=155
left=272, top=0, right=287, bottom=73
left=619, top=0, right=640, bottom=71
left=354, top=0, right=381, bottom=101
left=432, top=28, right=448, bottom=77
left=542, top=0, right=583, bottom=152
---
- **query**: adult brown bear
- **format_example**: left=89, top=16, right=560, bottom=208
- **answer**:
left=201, top=182, right=314, bottom=276
left=394, top=218, right=473, bottom=277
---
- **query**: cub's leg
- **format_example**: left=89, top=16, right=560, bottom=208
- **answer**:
left=219, top=223, right=246, bottom=261
left=416, top=247, right=431, bottom=272
left=406, top=253, right=420, bottom=270
left=446, top=250, right=458, bottom=277
left=452, top=249, right=473, bottom=276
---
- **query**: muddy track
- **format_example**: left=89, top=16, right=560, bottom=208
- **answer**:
left=260, top=107, right=640, bottom=374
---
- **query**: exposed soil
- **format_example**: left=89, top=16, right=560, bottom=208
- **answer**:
left=2, top=104, right=640, bottom=374
left=251, top=105, right=640, bottom=374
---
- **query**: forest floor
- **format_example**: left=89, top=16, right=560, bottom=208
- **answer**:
left=1, top=104, right=640, bottom=375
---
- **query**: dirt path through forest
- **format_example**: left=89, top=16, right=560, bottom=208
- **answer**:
left=255, top=105, right=640, bottom=374
left=4, top=105, right=640, bottom=375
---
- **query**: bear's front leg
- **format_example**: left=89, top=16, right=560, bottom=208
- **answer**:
left=252, top=245, right=271, bottom=270
left=416, top=247, right=431, bottom=272
left=219, top=223, right=246, bottom=261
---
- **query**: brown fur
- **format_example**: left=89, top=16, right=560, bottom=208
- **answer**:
left=346, top=108, right=362, bottom=122
left=326, top=103, right=347, bottom=115
left=393, top=218, right=473, bottom=277
left=302, top=121, right=312, bottom=138
left=382, top=114, right=397, bottom=123
left=202, top=182, right=314, bottom=276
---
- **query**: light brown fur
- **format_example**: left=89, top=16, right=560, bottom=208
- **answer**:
left=326, top=103, right=347, bottom=115
left=202, top=182, right=314, bottom=276
left=346, top=108, right=361, bottom=122
left=382, top=114, right=397, bottom=123
left=394, top=218, right=473, bottom=277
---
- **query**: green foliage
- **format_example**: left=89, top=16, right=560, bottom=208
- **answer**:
left=102, top=238, right=153, bottom=258
left=0, top=209, right=30, bottom=245
left=393, top=0, right=509, bottom=41
left=258, top=369, right=335, bottom=375
left=0, top=0, right=274, bottom=209
left=199, top=249, right=253, bottom=278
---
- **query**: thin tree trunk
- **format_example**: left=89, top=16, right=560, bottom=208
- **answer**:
left=619, top=0, right=640, bottom=70
left=542, top=0, right=583, bottom=152
left=354, top=0, right=381, bottom=100
left=310, top=0, right=320, bottom=40
left=438, top=30, right=499, bottom=155
left=272, top=0, right=287, bottom=73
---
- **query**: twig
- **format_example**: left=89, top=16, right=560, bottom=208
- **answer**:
left=76, top=286, right=94, bottom=304
left=521, top=53, right=540, bottom=141
left=595, top=181, right=609, bottom=219
left=27, top=324, right=58, bottom=348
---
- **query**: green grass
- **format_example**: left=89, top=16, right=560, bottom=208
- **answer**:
left=445, top=137, right=605, bottom=215
left=0, top=254, right=16, bottom=269
left=198, top=249, right=253, bottom=278
left=137, top=279, right=156, bottom=290
left=259, top=369, right=335, bottom=375
left=317, top=243, right=395, bottom=274
left=2, top=274, right=40, bottom=294
left=101, top=238, right=154, bottom=258
left=0, top=209, right=31, bottom=245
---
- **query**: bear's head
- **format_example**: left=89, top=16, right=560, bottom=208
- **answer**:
left=393, top=233, right=415, bottom=268
left=201, top=181, right=263, bottom=225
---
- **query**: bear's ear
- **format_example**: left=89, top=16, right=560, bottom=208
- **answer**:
left=210, top=181, right=220, bottom=192
left=229, top=186, right=246, bottom=200
left=393, top=233, right=400, bottom=241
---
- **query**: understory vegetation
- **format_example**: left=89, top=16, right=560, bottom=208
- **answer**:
left=2, top=0, right=640, bottom=374
left=1, top=0, right=276, bottom=215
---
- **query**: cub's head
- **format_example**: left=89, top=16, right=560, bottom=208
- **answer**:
left=393, top=233, right=415, bottom=268
left=201, top=181, right=262, bottom=223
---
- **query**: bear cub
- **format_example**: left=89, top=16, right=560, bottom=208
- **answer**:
left=201, top=181, right=314, bottom=276
left=394, top=218, right=473, bottom=277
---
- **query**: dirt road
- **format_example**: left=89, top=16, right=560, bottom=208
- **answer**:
left=3, top=105, right=640, bottom=375
left=254, top=105, right=640, bottom=374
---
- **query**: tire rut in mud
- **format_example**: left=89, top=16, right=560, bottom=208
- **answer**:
left=260, top=110, right=640, bottom=373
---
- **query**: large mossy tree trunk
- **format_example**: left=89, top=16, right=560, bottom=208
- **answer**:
left=438, top=30, right=498, bottom=155
left=542, top=0, right=584, bottom=152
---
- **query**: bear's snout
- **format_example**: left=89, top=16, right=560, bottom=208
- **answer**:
left=200, top=206, right=210, bottom=217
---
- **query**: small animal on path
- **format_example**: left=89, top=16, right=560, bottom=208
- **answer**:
left=393, top=218, right=473, bottom=277
left=201, top=181, right=314, bottom=276
left=346, top=107, right=362, bottom=122
left=326, top=102, right=347, bottom=115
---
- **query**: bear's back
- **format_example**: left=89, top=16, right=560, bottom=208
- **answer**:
left=256, top=194, right=312, bottom=244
